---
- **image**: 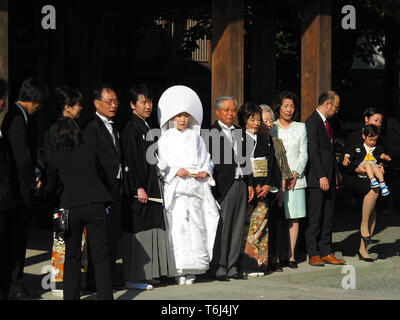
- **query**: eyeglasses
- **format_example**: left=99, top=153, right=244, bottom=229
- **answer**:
left=97, top=99, right=119, bottom=106
left=330, top=102, right=340, bottom=109
left=219, top=108, right=237, bottom=113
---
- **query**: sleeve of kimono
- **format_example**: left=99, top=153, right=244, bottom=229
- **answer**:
left=122, top=126, right=148, bottom=195
left=157, top=134, right=180, bottom=185
left=293, top=123, right=308, bottom=176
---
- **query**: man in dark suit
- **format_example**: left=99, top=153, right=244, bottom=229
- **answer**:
left=208, top=96, right=254, bottom=281
left=83, top=84, right=122, bottom=288
left=2, top=77, right=48, bottom=299
left=0, top=78, right=16, bottom=300
left=305, top=90, right=345, bottom=266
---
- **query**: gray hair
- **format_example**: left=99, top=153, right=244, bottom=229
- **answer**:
left=259, top=104, right=275, bottom=121
left=215, top=95, right=238, bottom=110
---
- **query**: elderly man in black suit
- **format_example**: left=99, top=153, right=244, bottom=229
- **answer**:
left=2, top=77, right=48, bottom=299
left=208, top=95, right=254, bottom=281
left=83, top=84, right=122, bottom=289
left=305, top=90, right=345, bottom=266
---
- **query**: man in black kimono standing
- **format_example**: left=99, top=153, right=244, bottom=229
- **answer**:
left=120, top=83, right=175, bottom=290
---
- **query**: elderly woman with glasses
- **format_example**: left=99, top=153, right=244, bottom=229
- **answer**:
left=259, top=103, right=294, bottom=272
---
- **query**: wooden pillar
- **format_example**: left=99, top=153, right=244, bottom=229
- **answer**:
left=211, top=0, right=244, bottom=124
left=301, top=0, right=332, bottom=121
left=251, top=2, right=276, bottom=106
left=0, top=0, right=8, bottom=80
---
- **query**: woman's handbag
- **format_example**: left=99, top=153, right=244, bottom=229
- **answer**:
left=53, top=208, right=70, bottom=236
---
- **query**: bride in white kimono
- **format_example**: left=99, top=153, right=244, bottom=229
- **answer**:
left=157, top=85, right=220, bottom=285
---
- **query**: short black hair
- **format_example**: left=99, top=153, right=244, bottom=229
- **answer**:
left=363, top=107, right=383, bottom=121
left=128, top=83, right=153, bottom=104
left=318, top=90, right=337, bottom=106
left=54, top=85, right=83, bottom=116
left=53, top=117, right=83, bottom=150
left=0, top=78, right=9, bottom=99
left=272, top=90, right=300, bottom=121
left=362, top=124, right=380, bottom=138
left=92, top=83, right=116, bottom=102
left=238, top=102, right=262, bottom=128
left=17, top=77, right=49, bottom=104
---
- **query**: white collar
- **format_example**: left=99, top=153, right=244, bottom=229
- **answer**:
left=316, top=109, right=327, bottom=123
left=364, top=143, right=376, bottom=153
left=15, top=102, right=28, bottom=124
left=96, top=112, right=113, bottom=124
left=245, top=130, right=257, bottom=141
left=218, top=120, right=235, bottom=131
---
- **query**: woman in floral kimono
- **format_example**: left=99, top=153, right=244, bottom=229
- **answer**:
left=237, top=102, right=287, bottom=277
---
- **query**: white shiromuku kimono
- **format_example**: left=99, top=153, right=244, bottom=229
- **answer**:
left=157, top=127, right=220, bottom=275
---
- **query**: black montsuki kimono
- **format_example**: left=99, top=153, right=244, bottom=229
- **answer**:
left=120, top=113, right=165, bottom=234
left=239, top=131, right=282, bottom=274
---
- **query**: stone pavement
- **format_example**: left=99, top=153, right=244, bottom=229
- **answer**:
left=22, top=206, right=400, bottom=301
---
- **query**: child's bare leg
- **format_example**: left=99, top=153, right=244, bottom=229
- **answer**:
left=358, top=163, right=374, bottom=179
left=372, top=165, right=384, bottom=182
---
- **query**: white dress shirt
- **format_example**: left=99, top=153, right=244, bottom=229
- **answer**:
left=218, top=120, right=243, bottom=179
left=96, top=112, right=122, bottom=179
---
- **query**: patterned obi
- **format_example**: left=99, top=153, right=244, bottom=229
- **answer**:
left=251, top=158, right=268, bottom=177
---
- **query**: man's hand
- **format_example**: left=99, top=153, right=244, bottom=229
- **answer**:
left=248, top=186, right=255, bottom=203
left=380, top=154, right=391, bottom=162
left=319, top=177, right=329, bottom=192
left=342, top=155, right=350, bottom=167
left=36, top=177, right=42, bottom=190
left=137, top=188, right=148, bottom=203
left=176, top=168, right=190, bottom=178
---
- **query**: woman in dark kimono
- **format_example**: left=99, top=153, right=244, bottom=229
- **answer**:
left=120, top=84, right=176, bottom=291
left=237, top=102, right=283, bottom=276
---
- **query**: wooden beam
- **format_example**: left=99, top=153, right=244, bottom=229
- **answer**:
left=211, top=0, right=244, bottom=124
left=301, top=0, right=332, bottom=121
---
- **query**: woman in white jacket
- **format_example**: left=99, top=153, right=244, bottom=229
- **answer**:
left=269, top=91, right=308, bottom=268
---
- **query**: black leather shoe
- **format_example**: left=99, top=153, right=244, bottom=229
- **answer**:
left=215, top=275, right=229, bottom=281
left=357, top=251, right=375, bottom=262
left=270, top=263, right=283, bottom=272
left=229, top=274, right=247, bottom=280
left=288, top=261, right=298, bottom=269
left=9, top=290, right=34, bottom=300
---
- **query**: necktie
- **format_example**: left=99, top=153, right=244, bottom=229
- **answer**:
left=325, top=120, right=332, bottom=142
left=111, top=124, right=120, bottom=152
